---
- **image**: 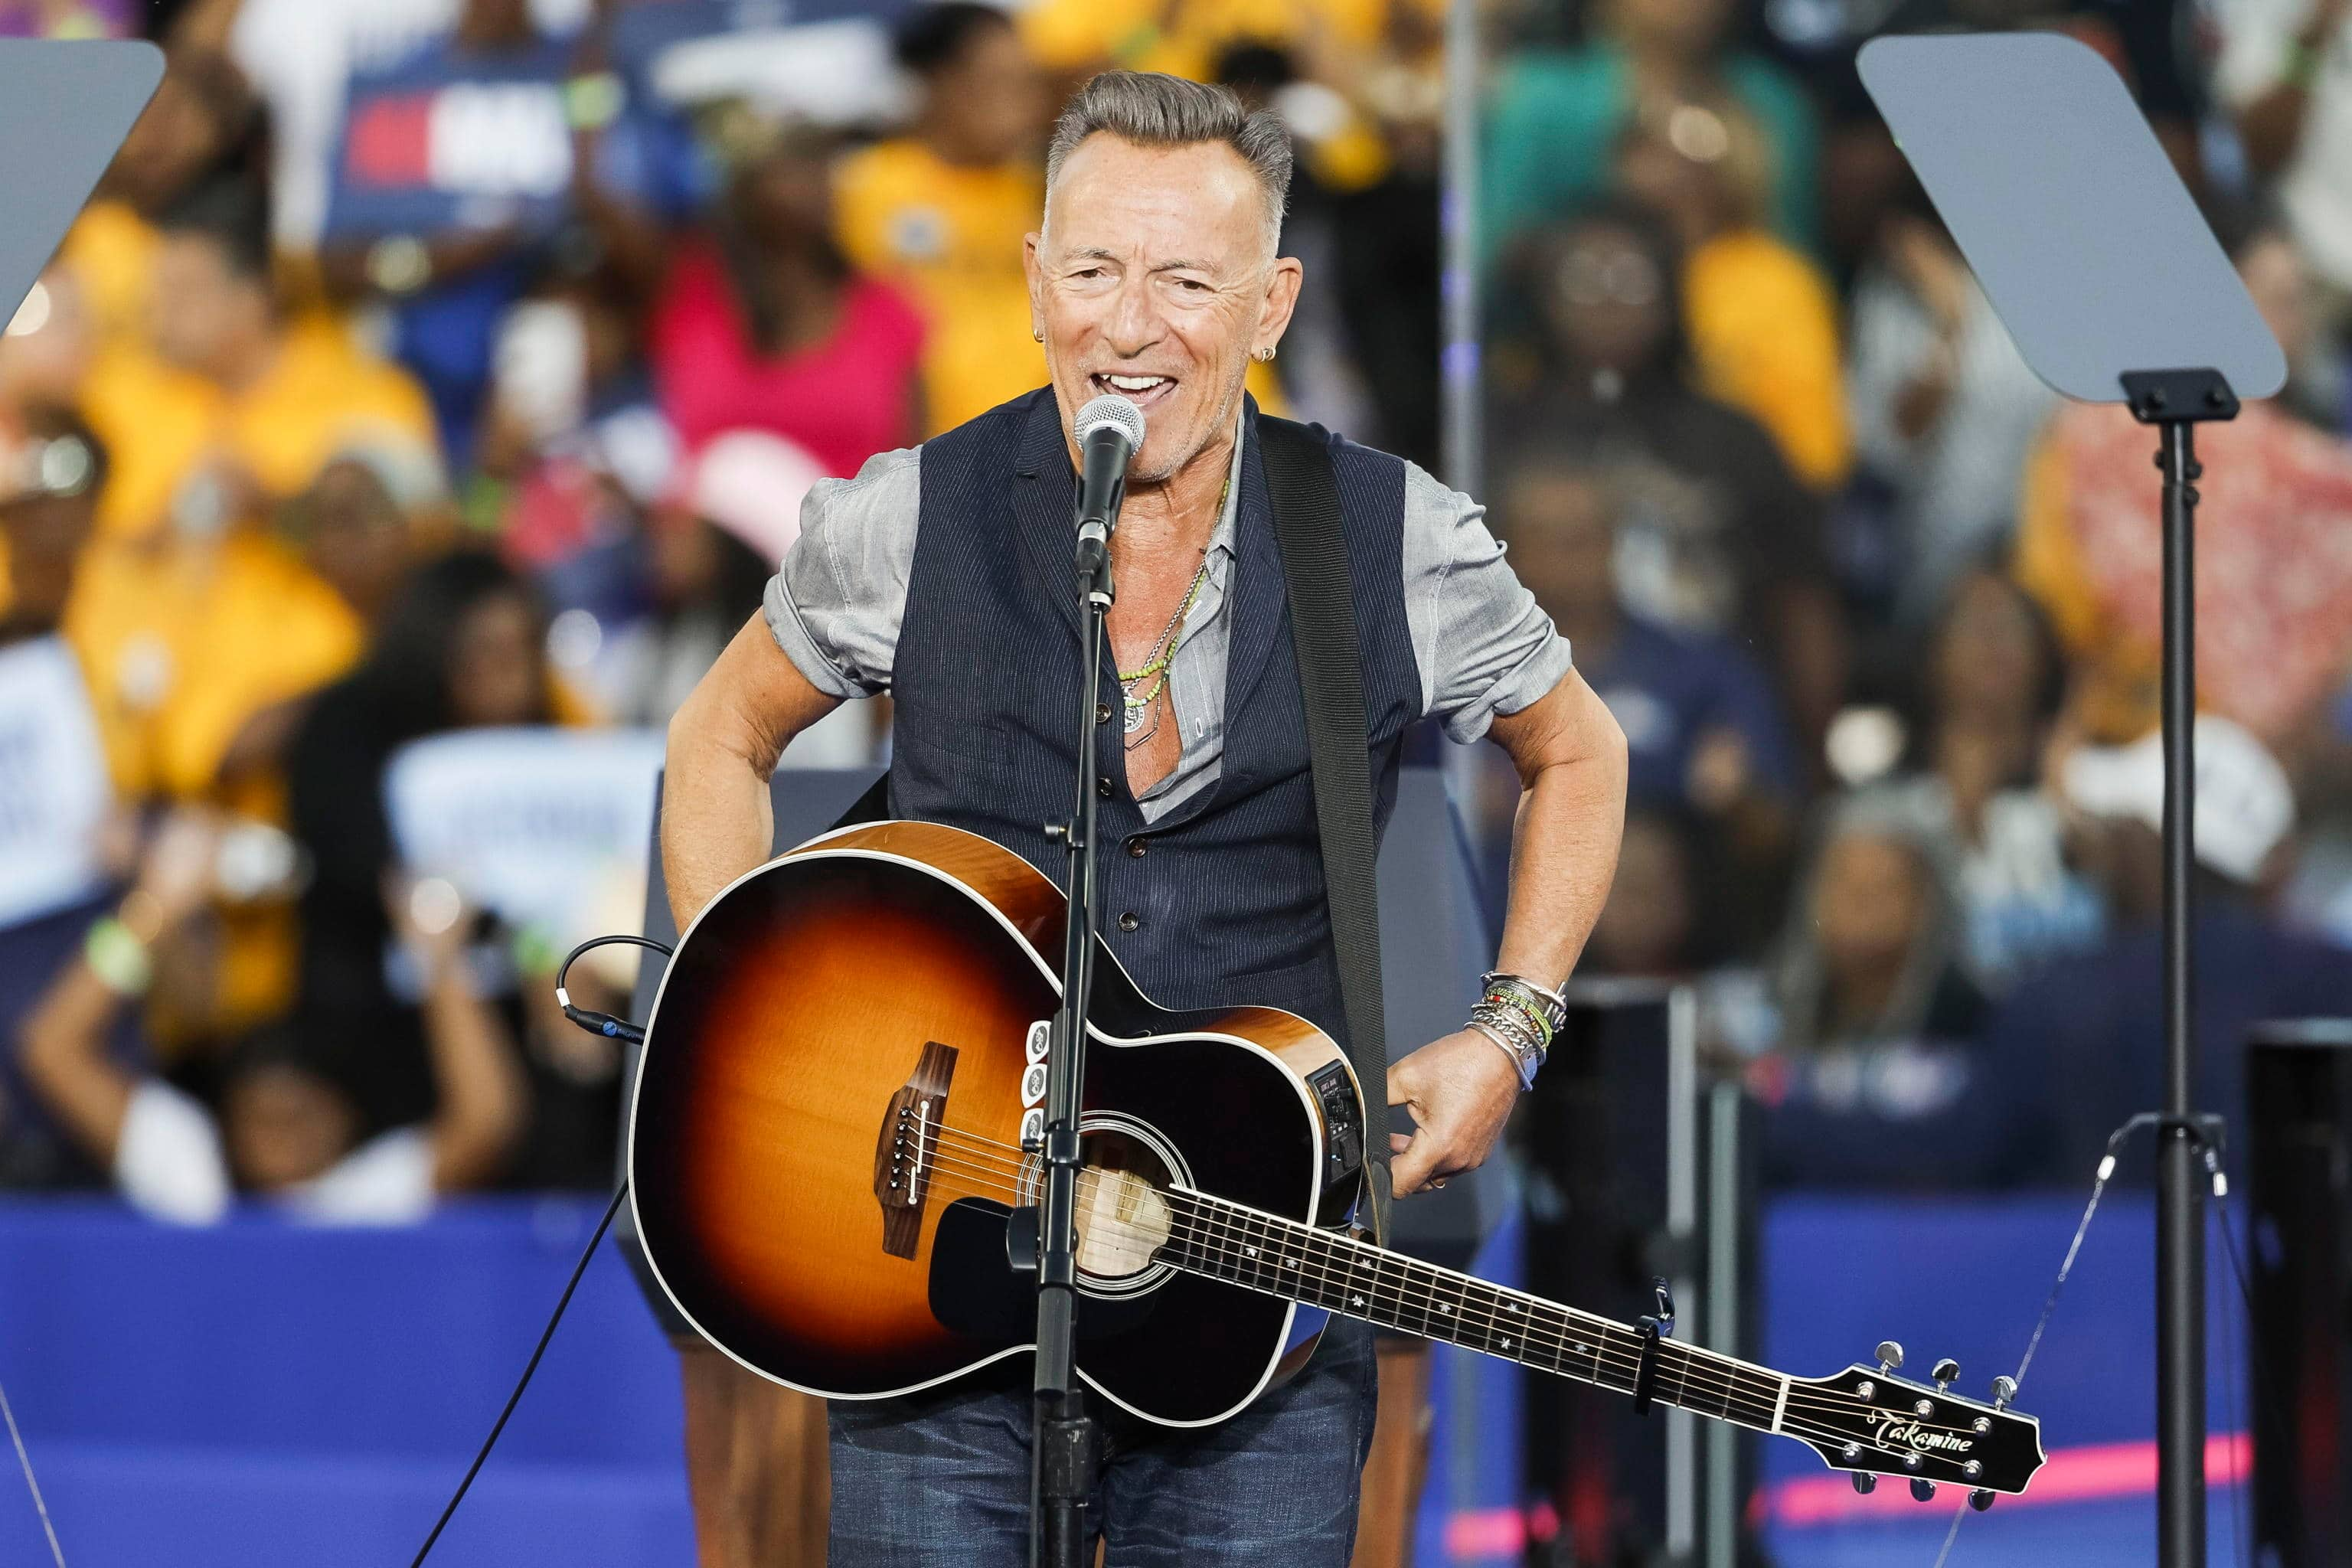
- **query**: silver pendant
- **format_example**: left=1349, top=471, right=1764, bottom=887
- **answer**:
left=1124, top=699, right=1148, bottom=736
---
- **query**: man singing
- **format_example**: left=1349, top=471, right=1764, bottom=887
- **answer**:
left=660, top=70, right=1626, bottom=1566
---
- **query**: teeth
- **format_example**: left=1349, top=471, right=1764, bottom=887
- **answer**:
left=1103, top=374, right=1167, bottom=390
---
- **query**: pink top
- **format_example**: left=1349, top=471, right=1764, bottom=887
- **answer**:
left=652, top=247, right=925, bottom=479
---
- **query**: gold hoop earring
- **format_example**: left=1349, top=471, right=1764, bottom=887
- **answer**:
left=1032, top=328, right=1045, bottom=342
left=1253, top=345, right=1276, bottom=363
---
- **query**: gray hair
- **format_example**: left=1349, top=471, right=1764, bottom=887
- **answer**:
left=1043, top=71, right=1292, bottom=256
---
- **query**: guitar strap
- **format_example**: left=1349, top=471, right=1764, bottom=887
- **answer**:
left=1256, top=415, right=1393, bottom=1248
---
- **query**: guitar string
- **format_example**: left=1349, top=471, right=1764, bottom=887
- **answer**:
left=912, top=1136, right=1994, bottom=1449
left=901, top=1150, right=1948, bottom=1460
left=911, top=1129, right=1967, bottom=1437
left=904, top=1158, right=1934, bottom=1465
left=906, top=1136, right=1928, bottom=1434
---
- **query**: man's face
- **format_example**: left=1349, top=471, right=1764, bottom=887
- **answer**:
left=1026, top=135, right=1300, bottom=483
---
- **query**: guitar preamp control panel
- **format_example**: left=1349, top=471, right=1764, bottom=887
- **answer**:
left=1308, top=1062, right=1362, bottom=1185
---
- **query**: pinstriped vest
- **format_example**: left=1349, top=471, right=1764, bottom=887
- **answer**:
left=888, top=389, right=1422, bottom=1044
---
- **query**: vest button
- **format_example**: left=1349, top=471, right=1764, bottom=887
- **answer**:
left=1096, top=702, right=1112, bottom=725
left=1096, top=776, right=1113, bottom=799
left=1117, top=912, right=1141, bottom=933
left=1125, top=837, right=1147, bottom=858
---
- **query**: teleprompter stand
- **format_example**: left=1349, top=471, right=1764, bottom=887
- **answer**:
left=1861, top=34, right=2287, bottom=1567
left=1011, top=465, right=1122, bottom=1568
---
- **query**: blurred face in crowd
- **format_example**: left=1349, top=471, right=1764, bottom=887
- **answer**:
left=287, top=459, right=410, bottom=622
left=225, top=1063, right=357, bottom=1191
left=733, top=139, right=837, bottom=251
left=1538, top=220, right=1670, bottom=376
left=928, top=21, right=1047, bottom=167
left=1028, top=134, right=1301, bottom=484
left=456, top=0, right=535, bottom=48
left=0, top=488, right=97, bottom=629
left=1589, top=813, right=1694, bottom=975
left=1931, top=570, right=2048, bottom=732
left=0, top=270, right=94, bottom=409
left=1811, top=828, right=1930, bottom=985
left=447, top=590, right=545, bottom=729
left=149, top=231, right=271, bottom=381
left=2238, top=231, right=2308, bottom=360
left=1606, top=0, right=1733, bottom=59
left=1499, top=466, right=1617, bottom=626
left=1615, top=128, right=1726, bottom=250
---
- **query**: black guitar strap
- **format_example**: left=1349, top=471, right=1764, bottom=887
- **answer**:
left=1256, top=416, right=1393, bottom=1246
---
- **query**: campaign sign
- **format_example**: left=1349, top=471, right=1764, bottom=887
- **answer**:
left=325, top=38, right=577, bottom=240
left=384, top=726, right=662, bottom=938
left=0, top=637, right=112, bottom=929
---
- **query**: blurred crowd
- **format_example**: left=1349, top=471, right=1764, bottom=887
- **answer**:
left=1, top=0, right=2348, bottom=1223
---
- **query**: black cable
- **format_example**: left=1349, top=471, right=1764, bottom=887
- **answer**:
left=407, top=1180, right=628, bottom=1567
left=553, top=935, right=673, bottom=1045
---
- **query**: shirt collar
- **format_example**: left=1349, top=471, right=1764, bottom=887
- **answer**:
left=1206, top=413, right=1245, bottom=563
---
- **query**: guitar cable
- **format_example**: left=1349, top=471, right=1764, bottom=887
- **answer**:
left=1926, top=1112, right=2272, bottom=1568
left=407, top=933, right=669, bottom=1566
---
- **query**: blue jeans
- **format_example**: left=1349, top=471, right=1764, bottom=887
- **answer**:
left=827, top=1318, right=1379, bottom=1566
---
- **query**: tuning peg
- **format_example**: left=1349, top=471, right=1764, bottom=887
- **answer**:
left=1932, top=1357, right=1959, bottom=1391
left=1851, top=1472, right=1876, bottom=1495
left=1910, top=1478, right=1937, bottom=1503
left=1875, top=1340, right=1904, bottom=1373
left=1969, top=1489, right=1996, bottom=1512
left=1990, top=1374, right=2017, bottom=1409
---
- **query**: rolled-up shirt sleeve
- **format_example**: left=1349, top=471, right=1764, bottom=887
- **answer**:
left=1403, top=460, right=1574, bottom=742
left=762, top=446, right=923, bottom=697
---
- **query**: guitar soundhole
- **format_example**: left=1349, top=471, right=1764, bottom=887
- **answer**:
left=1063, top=1120, right=1184, bottom=1298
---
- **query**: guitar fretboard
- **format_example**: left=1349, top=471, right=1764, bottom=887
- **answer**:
left=1155, top=1187, right=1789, bottom=1433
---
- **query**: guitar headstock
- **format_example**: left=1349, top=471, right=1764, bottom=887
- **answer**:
left=1784, top=1344, right=2047, bottom=1504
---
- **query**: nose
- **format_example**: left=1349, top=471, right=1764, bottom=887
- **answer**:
left=1102, top=270, right=1164, bottom=361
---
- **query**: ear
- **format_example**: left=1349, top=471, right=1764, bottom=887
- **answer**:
left=1254, top=255, right=1305, bottom=358
left=1023, top=231, right=1046, bottom=341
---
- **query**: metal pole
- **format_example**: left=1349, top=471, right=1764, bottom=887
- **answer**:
left=2155, top=418, right=2206, bottom=1568
left=1439, top=0, right=1480, bottom=499
left=1437, top=0, right=1487, bottom=1534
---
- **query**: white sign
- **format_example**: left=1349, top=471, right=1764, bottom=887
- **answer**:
left=384, top=727, right=662, bottom=938
left=0, top=637, right=112, bottom=929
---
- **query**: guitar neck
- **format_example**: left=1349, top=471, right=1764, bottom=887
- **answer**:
left=1158, top=1187, right=1795, bottom=1436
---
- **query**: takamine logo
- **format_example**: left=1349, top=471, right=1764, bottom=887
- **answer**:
left=1862, top=1410, right=1975, bottom=1454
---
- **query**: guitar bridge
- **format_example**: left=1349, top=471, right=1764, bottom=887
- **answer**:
left=873, top=1040, right=958, bottom=1259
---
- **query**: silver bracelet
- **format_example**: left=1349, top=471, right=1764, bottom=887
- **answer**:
left=1467, top=1018, right=1540, bottom=1092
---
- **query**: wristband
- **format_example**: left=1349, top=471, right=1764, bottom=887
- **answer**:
left=564, top=70, right=626, bottom=132
left=366, top=234, right=431, bottom=296
left=2286, top=38, right=2324, bottom=89
left=85, top=916, right=154, bottom=997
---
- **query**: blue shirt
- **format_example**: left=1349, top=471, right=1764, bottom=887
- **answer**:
left=1576, top=613, right=1799, bottom=810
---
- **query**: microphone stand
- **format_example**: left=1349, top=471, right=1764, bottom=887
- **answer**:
left=1028, top=491, right=1118, bottom=1568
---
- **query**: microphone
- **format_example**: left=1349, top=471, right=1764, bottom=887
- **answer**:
left=1073, top=394, right=1145, bottom=584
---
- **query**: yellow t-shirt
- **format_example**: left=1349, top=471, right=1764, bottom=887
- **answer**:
left=54, top=199, right=158, bottom=349
left=80, top=314, right=439, bottom=539
left=1019, top=0, right=1403, bottom=80
left=835, top=139, right=1047, bottom=435
left=1683, top=229, right=1852, bottom=492
left=65, top=528, right=365, bottom=1031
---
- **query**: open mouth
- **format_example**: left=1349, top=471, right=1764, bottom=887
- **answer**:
left=1089, top=371, right=1179, bottom=413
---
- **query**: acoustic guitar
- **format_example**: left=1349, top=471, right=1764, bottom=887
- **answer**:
left=629, top=820, right=2047, bottom=1503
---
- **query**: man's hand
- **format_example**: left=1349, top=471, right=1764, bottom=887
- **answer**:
left=1387, top=1030, right=1521, bottom=1197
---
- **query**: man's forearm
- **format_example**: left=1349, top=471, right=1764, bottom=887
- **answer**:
left=1488, top=675, right=1629, bottom=988
left=663, top=704, right=782, bottom=932
left=662, top=616, right=838, bottom=930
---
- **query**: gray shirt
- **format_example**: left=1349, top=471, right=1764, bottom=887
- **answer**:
left=764, top=429, right=1572, bottom=822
